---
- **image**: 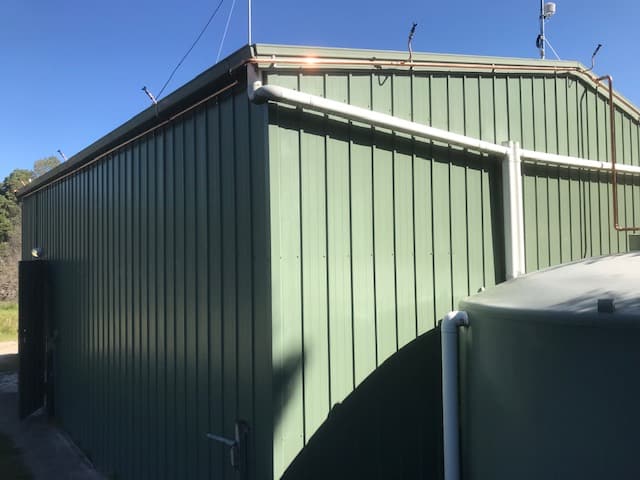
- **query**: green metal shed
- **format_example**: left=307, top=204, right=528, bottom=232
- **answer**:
left=17, top=43, right=640, bottom=479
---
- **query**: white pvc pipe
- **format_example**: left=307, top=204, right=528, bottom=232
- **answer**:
left=249, top=77, right=640, bottom=177
left=250, top=83, right=509, bottom=156
left=503, top=141, right=526, bottom=280
left=520, top=148, right=640, bottom=175
left=441, top=311, right=469, bottom=480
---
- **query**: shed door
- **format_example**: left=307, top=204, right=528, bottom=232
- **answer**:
left=18, top=260, right=49, bottom=419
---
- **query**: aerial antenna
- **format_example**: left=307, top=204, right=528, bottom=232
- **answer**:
left=57, top=149, right=68, bottom=162
left=217, top=0, right=238, bottom=62
left=408, top=23, right=418, bottom=62
left=536, top=1, right=556, bottom=59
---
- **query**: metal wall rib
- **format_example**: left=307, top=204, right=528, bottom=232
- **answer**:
left=20, top=89, right=272, bottom=480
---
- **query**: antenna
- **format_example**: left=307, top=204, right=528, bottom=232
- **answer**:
left=57, top=149, right=68, bottom=162
left=537, top=1, right=557, bottom=59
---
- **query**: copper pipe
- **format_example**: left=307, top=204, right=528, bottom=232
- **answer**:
left=597, top=75, right=640, bottom=232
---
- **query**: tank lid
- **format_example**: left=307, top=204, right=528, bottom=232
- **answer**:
left=462, top=253, right=640, bottom=318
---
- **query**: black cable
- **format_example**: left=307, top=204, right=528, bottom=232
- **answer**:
left=157, top=0, right=225, bottom=99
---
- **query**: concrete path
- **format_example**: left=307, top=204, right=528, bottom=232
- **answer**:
left=0, top=343, right=104, bottom=479
left=0, top=340, right=18, bottom=355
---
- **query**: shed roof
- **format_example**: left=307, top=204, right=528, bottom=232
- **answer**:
left=18, top=43, right=638, bottom=198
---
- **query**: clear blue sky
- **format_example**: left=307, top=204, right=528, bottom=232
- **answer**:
left=1, top=0, right=639, bottom=180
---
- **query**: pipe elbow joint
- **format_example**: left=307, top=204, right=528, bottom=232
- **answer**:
left=440, top=310, right=469, bottom=333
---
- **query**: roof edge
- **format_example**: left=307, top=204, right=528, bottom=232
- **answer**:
left=253, top=43, right=585, bottom=69
left=18, top=43, right=640, bottom=197
left=18, top=44, right=253, bottom=199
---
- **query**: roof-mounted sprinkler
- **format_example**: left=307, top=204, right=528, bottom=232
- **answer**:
left=408, top=23, right=418, bottom=62
left=142, top=86, right=159, bottom=116
left=585, top=43, right=603, bottom=72
left=57, top=149, right=68, bottom=162
left=537, top=1, right=556, bottom=59
left=142, top=86, right=158, bottom=105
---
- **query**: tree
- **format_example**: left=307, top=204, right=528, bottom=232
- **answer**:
left=0, top=157, right=61, bottom=301
left=0, top=168, right=33, bottom=301
left=0, top=169, right=32, bottom=202
left=33, top=156, right=60, bottom=178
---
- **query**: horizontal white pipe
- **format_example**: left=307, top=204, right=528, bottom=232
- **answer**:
left=252, top=83, right=509, bottom=156
left=441, top=311, right=469, bottom=480
left=521, top=148, right=640, bottom=175
left=250, top=78, right=640, bottom=177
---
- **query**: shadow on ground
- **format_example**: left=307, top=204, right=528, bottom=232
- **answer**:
left=0, top=353, right=18, bottom=373
left=0, top=351, right=104, bottom=480
left=282, top=329, right=444, bottom=480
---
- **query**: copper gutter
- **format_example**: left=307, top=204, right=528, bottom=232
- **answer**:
left=597, top=75, right=640, bottom=231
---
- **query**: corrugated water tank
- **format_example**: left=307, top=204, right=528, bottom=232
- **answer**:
left=458, top=253, right=640, bottom=480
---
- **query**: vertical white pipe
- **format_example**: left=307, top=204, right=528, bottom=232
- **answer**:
left=502, top=141, right=525, bottom=280
left=514, top=143, right=526, bottom=275
left=441, top=311, right=469, bottom=480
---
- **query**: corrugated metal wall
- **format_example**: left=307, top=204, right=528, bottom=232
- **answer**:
left=265, top=70, right=640, bottom=476
left=514, top=77, right=640, bottom=270
left=265, top=71, right=503, bottom=477
left=21, top=88, right=273, bottom=480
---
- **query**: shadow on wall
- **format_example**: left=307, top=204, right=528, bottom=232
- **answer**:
left=272, top=106, right=506, bottom=288
left=281, top=329, right=443, bottom=480
left=273, top=351, right=305, bottom=430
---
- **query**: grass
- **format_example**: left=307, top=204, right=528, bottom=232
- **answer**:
left=0, top=432, right=31, bottom=479
left=0, top=302, right=18, bottom=343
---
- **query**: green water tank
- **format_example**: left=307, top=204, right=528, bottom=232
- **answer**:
left=459, top=253, right=640, bottom=480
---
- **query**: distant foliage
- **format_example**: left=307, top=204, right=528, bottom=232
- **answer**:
left=0, top=158, right=57, bottom=301
left=33, top=156, right=60, bottom=178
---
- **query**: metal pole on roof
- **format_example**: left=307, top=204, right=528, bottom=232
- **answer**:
left=539, top=0, right=545, bottom=59
left=248, top=0, right=252, bottom=45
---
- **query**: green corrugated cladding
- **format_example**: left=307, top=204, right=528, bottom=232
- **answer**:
left=18, top=44, right=640, bottom=480
left=21, top=86, right=273, bottom=480
left=264, top=68, right=640, bottom=476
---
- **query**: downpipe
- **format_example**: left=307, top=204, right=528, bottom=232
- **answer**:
left=440, top=311, right=469, bottom=480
